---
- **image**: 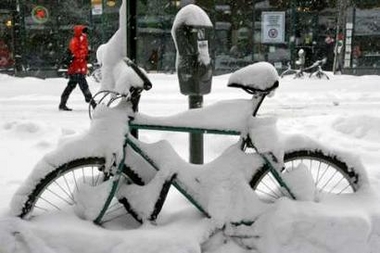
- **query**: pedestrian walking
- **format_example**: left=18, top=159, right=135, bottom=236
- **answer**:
left=59, top=25, right=96, bottom=111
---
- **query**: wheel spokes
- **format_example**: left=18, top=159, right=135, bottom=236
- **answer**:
left=32, top=164, right=107, bottom=216
left=254, top=155, right=356, bottom=202
left=26, top=159, right=130, bottom=225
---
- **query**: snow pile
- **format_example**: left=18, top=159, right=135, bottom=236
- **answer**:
left=74, top=180, right=112, bottom=221
left=253, top=198, right=372, bottom=253
left=333, top=115, right=380, bottom=141
left=2, top=120, right=48, bottom=139
left=248, top=116, right=283, bottom=160
left=282, top=163, right=316, bottom=201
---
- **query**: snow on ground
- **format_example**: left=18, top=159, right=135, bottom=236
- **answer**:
left=1, top=71, right=380, bottom=253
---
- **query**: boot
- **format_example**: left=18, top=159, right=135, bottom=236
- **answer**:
left=59, top=104, right=72, bottom=111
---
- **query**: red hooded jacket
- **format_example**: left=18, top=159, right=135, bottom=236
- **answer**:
left=68, top=25, right=88, bottom=75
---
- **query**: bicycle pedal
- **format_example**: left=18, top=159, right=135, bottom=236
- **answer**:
left=230, top=220, right=255, bottom=227
left=224, top=221, right=257, bottom=238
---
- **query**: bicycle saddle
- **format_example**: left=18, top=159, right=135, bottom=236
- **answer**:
left=227, top=62, right=279, bottom=94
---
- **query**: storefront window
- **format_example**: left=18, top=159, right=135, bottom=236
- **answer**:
left=214, top=1, right=254, bottom=74
left=353, top=8, right=380, bottom=68
left=23, top=1, right=58, bottom=69
left=0, top=10, right=14, bottom=70
left=91, top=0, right=122, bottom=49
left=135, top=0, right=178, bottom=72
left=123, top=0, right=340, bottom=74
left=1, top=0, right=379, bottom=76
left=22, top=0, right=94, bottom=71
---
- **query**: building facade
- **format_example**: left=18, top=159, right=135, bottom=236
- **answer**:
left=0, top=0, right=380, bottom=77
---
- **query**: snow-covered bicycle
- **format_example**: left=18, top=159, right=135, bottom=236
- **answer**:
left=11, top=59, right=365, bottom=226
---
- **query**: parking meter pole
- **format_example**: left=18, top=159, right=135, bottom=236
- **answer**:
left=171, top=4, right=213, bottom=165
left=126, top=0, right=138, bottom=138
left=189, top=95, right=204, bottom=164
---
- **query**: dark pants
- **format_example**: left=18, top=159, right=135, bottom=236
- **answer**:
left=59, top=74, right=94, bottom=107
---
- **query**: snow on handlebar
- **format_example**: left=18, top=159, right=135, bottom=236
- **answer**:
left=123, top=58, right=153, bottom=91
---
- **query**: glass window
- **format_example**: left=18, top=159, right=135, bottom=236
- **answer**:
left=12, top=1, right=380, bottom=76
left=136, top=0, right=177, bottom=72
left=22, top=0, right=92, bottom=70
left=353, top=8, right=380, bottom=68
left=0, top=10, right=14, bottom=70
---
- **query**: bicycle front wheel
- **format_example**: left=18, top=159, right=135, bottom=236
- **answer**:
left=17, top=157, right=126, bottom=223
left=250, top=149, right=360, bottom=202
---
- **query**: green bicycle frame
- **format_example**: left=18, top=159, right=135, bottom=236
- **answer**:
left=94, top=120, right=295, bottom=225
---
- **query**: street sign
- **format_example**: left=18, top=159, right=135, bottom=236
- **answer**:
left=31, top=5, right=49, bottom=24
left=261, top=12, right=285, bottom=44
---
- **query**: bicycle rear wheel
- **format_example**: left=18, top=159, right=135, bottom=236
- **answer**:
left=250, top=149, right=360, bottom=202
left=17, top=157, right=127, bottom=223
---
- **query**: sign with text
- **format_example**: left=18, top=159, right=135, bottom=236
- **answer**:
left=91, top=0, right=103, bottom=15
left=261, top=12, right=285, bottom=44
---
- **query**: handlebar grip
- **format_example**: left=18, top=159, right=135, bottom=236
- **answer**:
left=123, top=58, right=153, bottom=90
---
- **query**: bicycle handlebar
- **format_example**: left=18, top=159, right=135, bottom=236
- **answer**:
left=123, top=58, right=153, bottom=91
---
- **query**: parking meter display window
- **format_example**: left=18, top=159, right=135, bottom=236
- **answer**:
left=198, top=40, right=210, bottom=64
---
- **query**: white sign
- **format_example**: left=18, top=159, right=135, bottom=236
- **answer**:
left=261, top=12, right=285, bottom=44
left=92, top=4, right=102, bottom=15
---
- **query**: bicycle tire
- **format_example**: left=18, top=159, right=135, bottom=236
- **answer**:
left=250, top=149, right=360, bottom=202
left=17, top=157, right=126, bottom=222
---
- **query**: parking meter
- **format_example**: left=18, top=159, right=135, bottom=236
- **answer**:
left=171, top=4, right=214, bottom=164
left=172, top=5, right=213, bottom=95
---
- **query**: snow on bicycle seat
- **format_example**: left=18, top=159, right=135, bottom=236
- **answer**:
left=227, top=62, right=279, bottom=94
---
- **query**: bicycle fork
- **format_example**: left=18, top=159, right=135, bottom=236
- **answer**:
left=93, top=140, right=128, bottom=225
left=242, top=137, right=296, bottom=200
left=260, top=153, right=296, bottom=200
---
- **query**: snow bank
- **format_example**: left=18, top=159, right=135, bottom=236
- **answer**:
left=332, top=115, right=380, bottom=141
left=254, top=198, right=372, bottom=253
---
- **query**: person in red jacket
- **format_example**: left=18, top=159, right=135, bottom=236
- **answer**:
left=59, top=25, right=96, bottom=111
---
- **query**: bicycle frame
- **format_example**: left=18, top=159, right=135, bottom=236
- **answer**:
left=93, top=92, right=295, bottom=225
